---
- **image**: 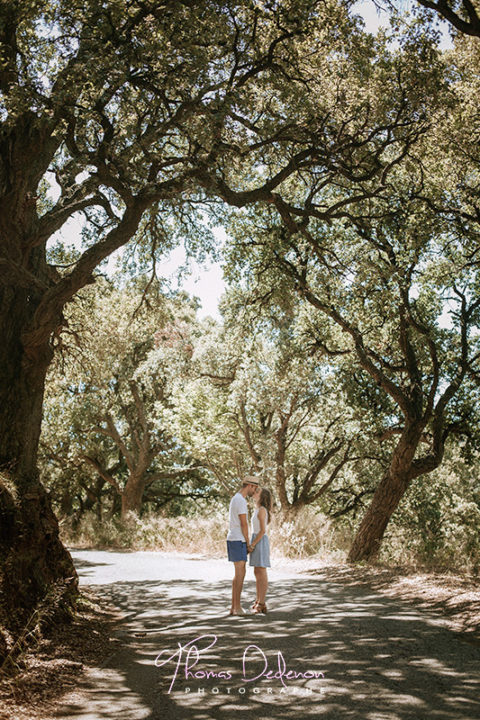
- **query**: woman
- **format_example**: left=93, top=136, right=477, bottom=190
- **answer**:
left=247, top=487, right=272, bottom=614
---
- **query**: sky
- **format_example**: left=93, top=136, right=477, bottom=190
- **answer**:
left=48, top=1, right=452, bottom=322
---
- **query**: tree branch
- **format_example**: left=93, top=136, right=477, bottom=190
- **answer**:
left=416, top=0, right=480, bottom=37
left=80, top=454, right=122, bottom=494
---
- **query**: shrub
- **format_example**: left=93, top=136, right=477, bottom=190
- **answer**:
left=380, top=452, right=480, bottom=573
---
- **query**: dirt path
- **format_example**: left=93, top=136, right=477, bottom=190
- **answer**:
left=36, top=549, right=480, bottom=720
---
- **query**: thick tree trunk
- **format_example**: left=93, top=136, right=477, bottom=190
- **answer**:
left=81, top=476, right=105, bottom=520
left=347, top=469, right=410, bottom=561
left=0, top=283, right=78, bottom=639
left=347, top=423, right=424, bottom=562
left=121, top=475, right=146, bottom=518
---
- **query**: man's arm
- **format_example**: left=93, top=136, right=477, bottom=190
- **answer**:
left=239, top=513, right=249, bottom=547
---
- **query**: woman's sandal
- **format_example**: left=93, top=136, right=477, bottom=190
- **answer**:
left=252, top=602, right=267, bottom=614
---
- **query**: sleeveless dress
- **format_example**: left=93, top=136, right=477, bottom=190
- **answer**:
left=249, top=507, right=271, bottom=567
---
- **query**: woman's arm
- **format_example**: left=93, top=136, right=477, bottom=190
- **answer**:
left=251, top=507, right=267, bottom=548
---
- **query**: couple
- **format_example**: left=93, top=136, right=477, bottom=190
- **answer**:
left=226, top=476, right=273, bottom=616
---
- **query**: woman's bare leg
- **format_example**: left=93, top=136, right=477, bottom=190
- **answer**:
left=254, top=566, right=268, bottom=604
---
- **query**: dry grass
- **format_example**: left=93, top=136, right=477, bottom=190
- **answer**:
left=60, top=507, right=349, bottom=563
left=0, top=589, right=122, bottom=720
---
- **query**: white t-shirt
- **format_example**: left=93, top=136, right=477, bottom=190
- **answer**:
left=227, top=492, right=248, bottom=542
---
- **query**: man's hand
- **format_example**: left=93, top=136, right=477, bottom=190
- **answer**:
left=239, top=513, right=249, bottom=548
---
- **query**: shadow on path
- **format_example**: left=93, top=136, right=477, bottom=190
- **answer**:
left=55, top=554, right=480, bottom=720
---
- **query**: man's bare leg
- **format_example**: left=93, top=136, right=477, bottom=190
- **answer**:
left=231, top=560, right=246, bottom=613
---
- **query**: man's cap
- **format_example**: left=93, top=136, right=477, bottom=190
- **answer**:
left=243, top=475, right=260, bottom=486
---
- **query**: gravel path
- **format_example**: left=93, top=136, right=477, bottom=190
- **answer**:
left=53, top=550, right=480, bottom=720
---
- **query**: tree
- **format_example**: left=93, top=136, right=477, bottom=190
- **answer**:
left=41, top=279, right=214, bottom=519
left=223, top=153, right=480, bottom=560
left=171, top=294, right=381, bottom=517
left=211, top=13, right=480, bottom=562
left=409, top=1, right=480, bottom=37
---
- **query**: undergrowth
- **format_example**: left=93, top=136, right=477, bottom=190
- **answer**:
left=59, top=501, right=479, bottom=576
left=60, top=506, right=349, bottom=563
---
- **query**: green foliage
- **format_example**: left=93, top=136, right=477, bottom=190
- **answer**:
left=40, top=277, right=214, bottom=518
left=168, top=290, right=384, bottom=515
left=382, top=448, right=480, bottom=572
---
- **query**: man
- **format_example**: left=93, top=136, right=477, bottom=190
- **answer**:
left=227, top=476, right=259, bottom=615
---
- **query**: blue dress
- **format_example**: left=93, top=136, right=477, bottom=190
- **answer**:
left=249, top=508, right=271, bottom=567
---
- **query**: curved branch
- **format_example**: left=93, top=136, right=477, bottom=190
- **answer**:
left=416, top=0, right=480, bottom=37
left=22, top=199, right=148, bottom=355
left=80, top=454, right=122, bottom=494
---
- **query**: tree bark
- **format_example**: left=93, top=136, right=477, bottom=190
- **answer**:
left=347, top=469, right=410, bottom=562
left=279, top=501, right=305, bottom=522
left=347, top=423, right=424, bottom=562
left=121, top=475, right=147, bottom=518
left=0, top=280, right=78, bottom=638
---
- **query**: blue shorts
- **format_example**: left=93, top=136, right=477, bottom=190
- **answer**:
left=227, top=540, right=247, bottom=562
